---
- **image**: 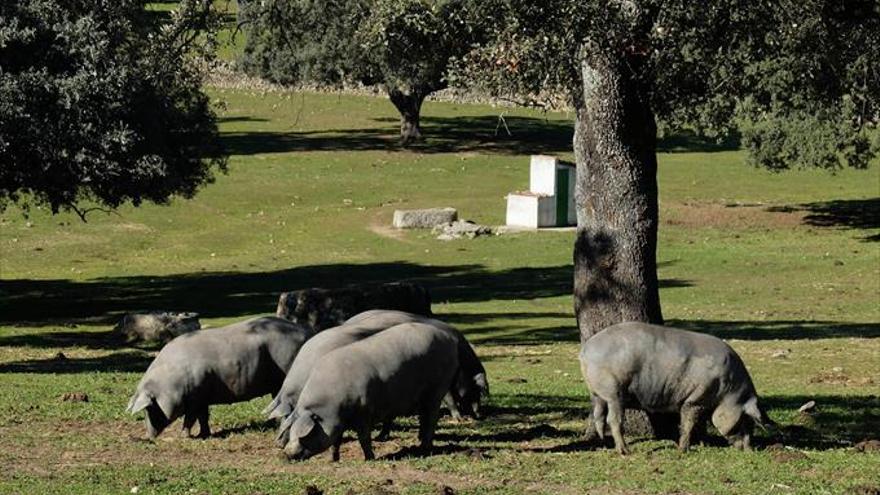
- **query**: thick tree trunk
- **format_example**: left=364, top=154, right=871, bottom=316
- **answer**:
left=388, top=88, right=426, bottom=145
left=573, top=54, right=676, bottom=441
left=572, top=54, right=663, bottom=341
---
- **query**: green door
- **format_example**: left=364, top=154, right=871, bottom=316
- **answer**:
left=555, top=167, right=569, bottom=226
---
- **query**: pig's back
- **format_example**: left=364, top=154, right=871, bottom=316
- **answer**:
left=301, top=323, right=458, bottom=417
left=153, top=317, right=298, bottom=401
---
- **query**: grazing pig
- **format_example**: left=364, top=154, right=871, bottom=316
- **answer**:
left=126, top=316, right=312, bottom=439
left=268, top=309, right=488, bottom=446
left=265, top=313, right=402, bottom=446
left=579, top=321, right=771, bottom=455
left=344, top=309, right=489, bottom=418
left=282, top=322, right=460, bottom=461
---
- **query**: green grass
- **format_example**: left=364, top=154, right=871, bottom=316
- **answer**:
left=1, top=89, right=879, bottom=495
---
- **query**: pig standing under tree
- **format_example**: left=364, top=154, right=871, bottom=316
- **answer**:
left=580, top=322, right=772, bottom=455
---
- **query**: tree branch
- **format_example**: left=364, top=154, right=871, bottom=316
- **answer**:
left=68, top=203, right=120, bottom=223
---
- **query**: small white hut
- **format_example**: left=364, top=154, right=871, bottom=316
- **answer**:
left=506, top=155, right=576, bottom=228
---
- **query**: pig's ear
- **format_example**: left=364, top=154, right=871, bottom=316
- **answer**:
left=293, top=413, right=321, bottom=439
left=744, top=397, right=774, bottom=431
left=127, top=392, right=153, bottom=414
left=155, top=394, right=177, bottom=419
left=474, top=373, right=489, bottom=397
left=268, top=401, right=293, bottom=421
left=711, top=404, right=743, bottom=436
left=262, top=396, right=280, bottom=416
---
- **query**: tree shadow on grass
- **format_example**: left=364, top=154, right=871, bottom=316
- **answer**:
left=220, top=112, right=745, bottom=157
left=767, top=197, right=880, bottom=241
left=212, top=419, right=277, bottom=438
left=0, top=262, right=576, bottom=330
left=219, top=115, right=574, bottom=156
left=468, top=325, right=581, bottom=345
left=0, top=261, right=692, bottom=353
left=381, top=443, right=473, bottom=460
left=668, top=319, right=880, bottom=340
left=657, top=129, right=741, bottom=153
left=0, top=351, right=152, bottom=374
left=762, top=394, right=880, bottom=449
left=217, top=116, right=270, bottom=124
left=469, top=393, right=879, bottom=454
left=0, top=329, right=134, bottom=351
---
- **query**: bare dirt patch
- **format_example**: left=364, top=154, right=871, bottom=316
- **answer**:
left=368, top=212, right=412, bottom=243
left=662, top=202, right=807, bottom=230
left=0, top=418, right=607, bottom=494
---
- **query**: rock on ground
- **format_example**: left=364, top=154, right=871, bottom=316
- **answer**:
left=393, top=208, right=458, bottom=229
left=432, top=220, right=493, bottom=240
left=276, top=282, right=432, bottom=332
left=115, top=311, right=200, bottom=343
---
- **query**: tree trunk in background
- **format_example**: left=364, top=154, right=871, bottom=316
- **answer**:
left=572, top=54, right=663, bottom=340
left=573, top=53, right=676, bottom=440
left=388, top=88, right=426, bottom=145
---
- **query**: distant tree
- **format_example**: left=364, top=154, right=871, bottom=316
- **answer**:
left=0, top=0, right=227, bottom=220
left=455, top=0, right=879, bottom=341
left=241, top=0, right=489, bottom=144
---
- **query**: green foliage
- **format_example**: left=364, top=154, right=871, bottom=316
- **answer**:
left=0, top=0, right=226, bottom=218
left=453, top=0, right=880, bottom=170
left=241, top=0, right=486, bottom=95
left=239, top=0, right=370, bottom=85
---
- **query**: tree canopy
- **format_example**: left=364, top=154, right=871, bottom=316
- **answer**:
left=241, top=0, right=490, bottom=143
left=454, top=0, right=879, bottom=171
left=0, top=0, right=226, bottom=219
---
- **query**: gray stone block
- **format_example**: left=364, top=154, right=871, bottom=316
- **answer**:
left=392, top=207, right=458, bottom=229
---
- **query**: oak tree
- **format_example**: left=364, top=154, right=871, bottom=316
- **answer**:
left=0, top=0, right=226, bottom=219
left=241, top=0, right=489, bottom=144
left=454, top=0, right=879, bottom=340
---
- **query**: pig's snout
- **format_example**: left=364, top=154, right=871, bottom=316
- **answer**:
left=283, top=440, right=310, bottom=461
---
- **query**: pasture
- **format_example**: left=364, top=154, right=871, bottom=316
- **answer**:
left=1, top=89, right=878, bottom=494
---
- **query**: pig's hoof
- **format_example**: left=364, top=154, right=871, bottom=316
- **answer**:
left=616, top=446, right=630, bottom=456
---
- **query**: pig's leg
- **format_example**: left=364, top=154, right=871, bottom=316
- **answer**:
left=591, top=394, right=607, bottom=441
left=145, top=414, right=160, bottom=440
left=180, top=412, right=197, bottom=438
left=145, top=405, right=170, bottom=440
left=331, top=436, right=343, bottom=462
left=442, top=392, right=462, bottom=420
left=196, top=407, right=211, bottom=438
left=357, top=425, right=375, bottom=460
left=418, top=403, right=442, bottom=453
left=737, top=423, right=752, bottom=451
left=376, top=420, right=393, bottom=441
left=678, top=404, right=703, bottom=452
left=606, top=397, right=629, bottom=455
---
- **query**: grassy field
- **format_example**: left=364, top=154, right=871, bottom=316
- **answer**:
left=1, top=88, right=879, bottom=495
